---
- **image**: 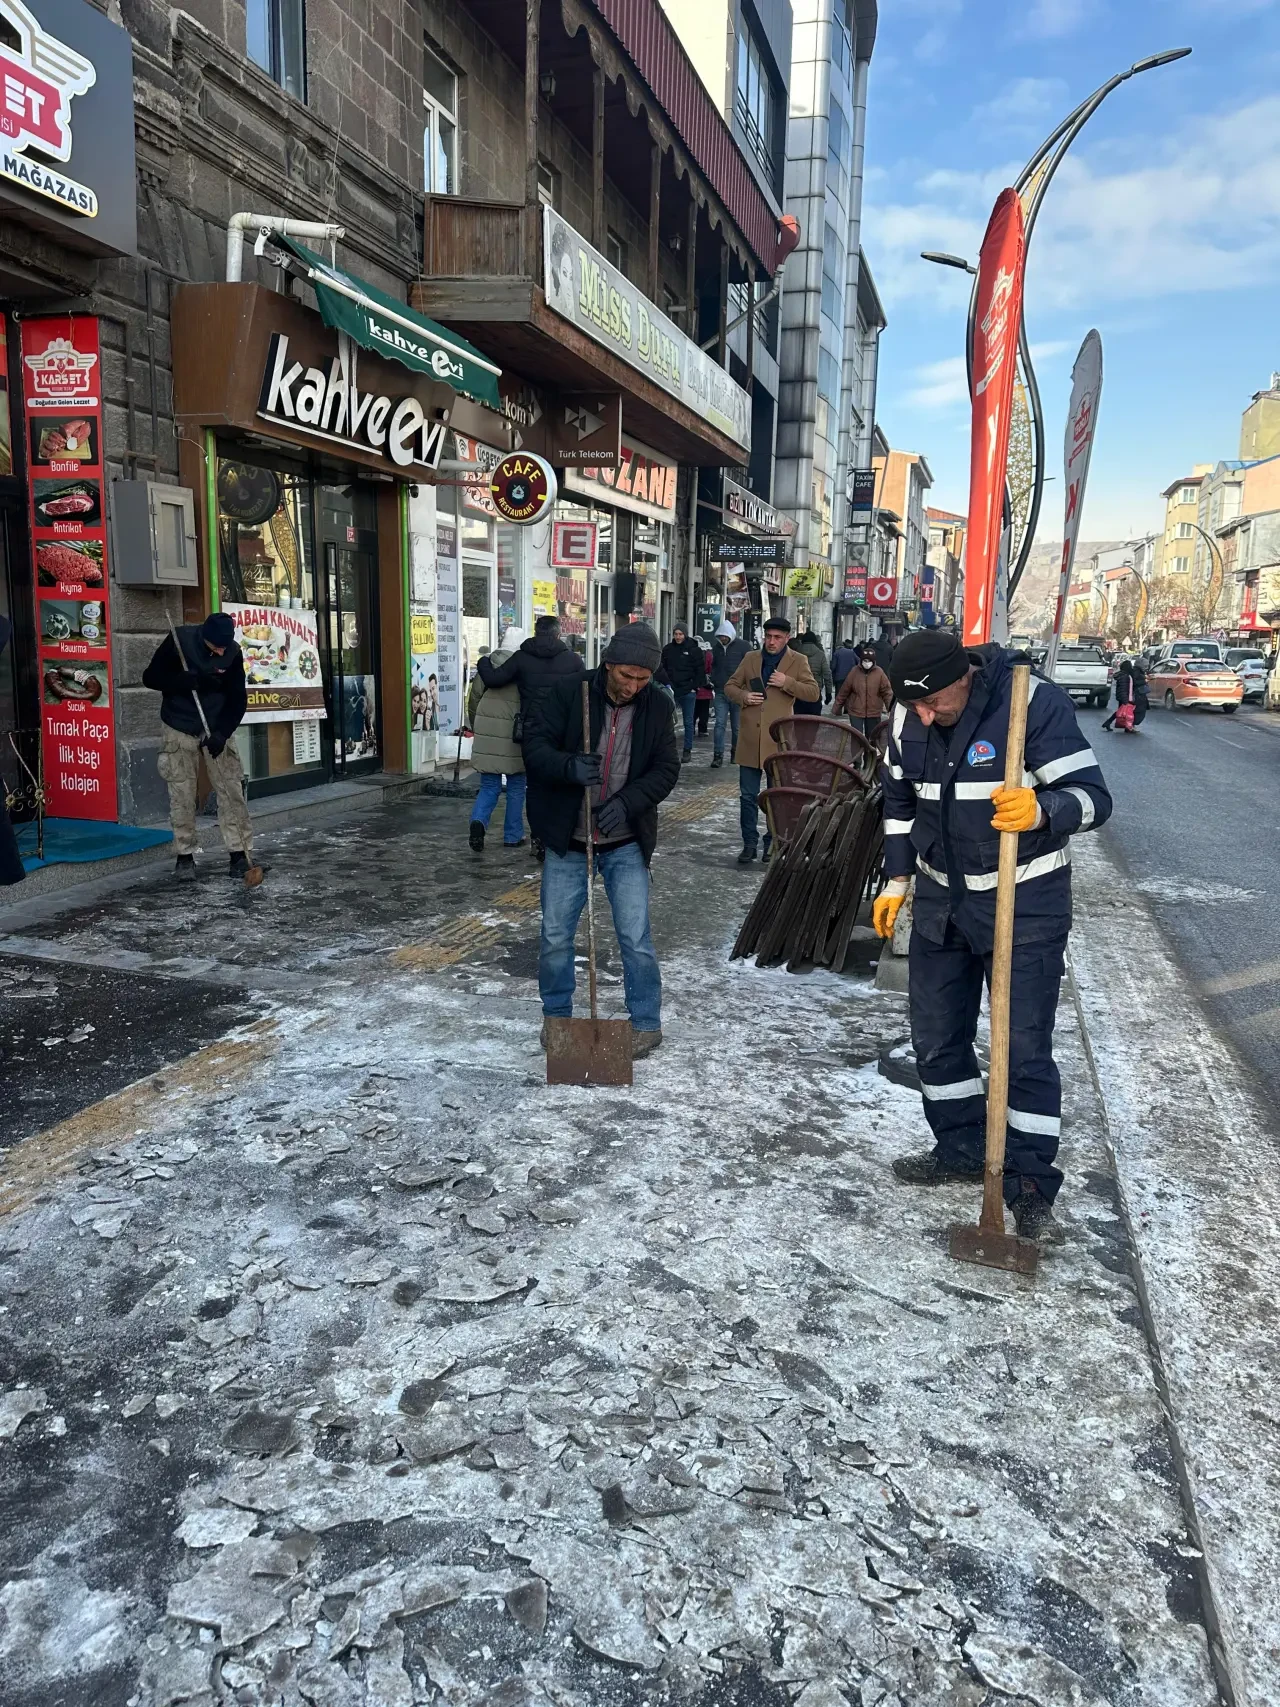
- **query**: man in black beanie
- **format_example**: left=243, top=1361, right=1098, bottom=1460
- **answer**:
left=871, top=630, right=1112, bottom=1244
left=523, top=622, right=679, bottom=1058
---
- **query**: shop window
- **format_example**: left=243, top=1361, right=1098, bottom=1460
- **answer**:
left=246, top=0, right=306, bottom=102
left=424, top=43, right=458, bottom=195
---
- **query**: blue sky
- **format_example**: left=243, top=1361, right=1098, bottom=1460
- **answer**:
left=861, top=0, right=1280, bottom=544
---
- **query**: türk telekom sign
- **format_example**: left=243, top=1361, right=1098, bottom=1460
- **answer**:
left=0, top=0, right=136, bottom=255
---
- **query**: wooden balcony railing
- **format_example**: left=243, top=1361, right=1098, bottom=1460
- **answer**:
left=424, top=196, right=532, bottom=279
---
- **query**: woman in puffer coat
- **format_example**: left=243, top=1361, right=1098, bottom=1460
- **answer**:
left=466, top=626, right=528, bottom=852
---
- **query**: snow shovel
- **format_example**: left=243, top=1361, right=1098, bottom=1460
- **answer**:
left=545, top=681, right=634, bottom=1087
left=948, top=660, right=1039, bottom=1278
left=166, top=614, right=266, bottom=889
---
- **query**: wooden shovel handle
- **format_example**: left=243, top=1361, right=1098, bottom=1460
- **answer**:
left=980, top=661, right=1031, bottom=1232
left=582, top=680, right=597, bottom=1021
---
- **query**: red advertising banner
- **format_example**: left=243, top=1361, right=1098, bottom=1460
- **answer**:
left=866, top=576, right=898, bottom=610
left=20, top=316, right=117, bottom=820
left=962, top=189, right=1026, bottom=647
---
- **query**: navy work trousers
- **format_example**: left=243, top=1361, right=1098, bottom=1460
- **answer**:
left=909, top=919, right=1066, bottom=1204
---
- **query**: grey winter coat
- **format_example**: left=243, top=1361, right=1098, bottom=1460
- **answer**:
left=467, top=648, right=524, bottom=774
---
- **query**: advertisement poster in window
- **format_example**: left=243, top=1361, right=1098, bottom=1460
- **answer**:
left=224, top=604, right=325, bottom=721
left=435, top=546, right=462, bottom=731
left=21, top=315, right=117, bottom=820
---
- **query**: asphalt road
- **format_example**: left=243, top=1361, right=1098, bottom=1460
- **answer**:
left=1090, top=694, right=1280, bottom=1116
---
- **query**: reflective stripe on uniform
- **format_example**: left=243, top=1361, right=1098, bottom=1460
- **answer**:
left=892, top=702, right=909, bottom=740
left=963, top=847, right=1071, bottom=890
left=1064, top=785, right=1095, bottom=829
left=1034, top=746, right=1097, bottom=785
left=917, top=858, right=948, bottom=886
left=921, top=1076, right=985, bottom=1102
left=1007, top=1108, right=1061, bottom=1136
left=914, top=781, right=942, bottom=799
left=883, top=818, right=915, bottom=836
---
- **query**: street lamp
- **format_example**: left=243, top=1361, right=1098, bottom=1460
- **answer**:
left=924, top=48, right=1192, bottom=605
left=920, top=252, right=976, bottom=276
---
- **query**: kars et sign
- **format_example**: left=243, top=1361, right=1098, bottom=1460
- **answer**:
left=0, top=0, right=136, bottom=255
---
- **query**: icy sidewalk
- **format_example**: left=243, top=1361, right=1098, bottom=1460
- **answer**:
left=0, top=791, right=1219, bottom=1706
left=1071, top=835, right=1280, bottom=1707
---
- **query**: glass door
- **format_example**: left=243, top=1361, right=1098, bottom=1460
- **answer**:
left=318, top=483, right=381, bottom=776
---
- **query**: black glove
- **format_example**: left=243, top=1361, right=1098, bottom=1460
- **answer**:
left=567, top=752, right=603, bottom=788
left=594, top=796, right=629, bottom=839
left=202, top=733, right=227, bottom=759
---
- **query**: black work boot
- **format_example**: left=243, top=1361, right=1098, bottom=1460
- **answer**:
left=175, top=854, right=197, bottom=882
left=891, top=1150, right=984, bottom=1186
left=469, top=821, right=485, bottom=853
left=711, top=754, right=724, bottom=768
left=737, top=845, right=757, bottom=866
left=228, top=851, right=250, bottom=879
left=1010, top=1187, right=1064, bottom=1245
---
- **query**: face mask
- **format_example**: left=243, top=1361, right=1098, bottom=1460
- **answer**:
left=861, top=660, right=874, bottom=670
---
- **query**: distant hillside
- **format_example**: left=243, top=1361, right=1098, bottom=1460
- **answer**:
left=1010, top=540, right=1122, bottom=636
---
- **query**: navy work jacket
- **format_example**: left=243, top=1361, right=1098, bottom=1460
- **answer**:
left=881, top=646, right=1112, bottom=951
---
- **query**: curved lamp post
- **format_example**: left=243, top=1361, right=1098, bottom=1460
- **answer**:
left=1188, top=521, right=1227, bottom=631
left=921, top=47, right=1191, bottom=602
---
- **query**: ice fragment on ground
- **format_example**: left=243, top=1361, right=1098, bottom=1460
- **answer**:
left=965, top=1632, right=1108, bottom=1706
left=176, top=1507, right=259, bottom=1548
left=221, top=1408, right=296, bottom=1455
left=144, top=1640, right=213, bottom=1705
left=506, top=1577, right=548, bottom=1635
left=463, top=1205, right=506, bottom=1234
left=392, top=1161, right=457, bottom=1190
left=0, top=1386, right=46, bottom=1438
left=397, top=1407, right=478, bottom=1463
left=530, top=1201, right=581, bottom=1225
left=433, top=1258, right=532, bottom=1303
left=0, top=1574, right=130, bottom=1675
left=340, top=1251, right=395, bottom=1285
left=155, top=1392, right=186, bottom=1420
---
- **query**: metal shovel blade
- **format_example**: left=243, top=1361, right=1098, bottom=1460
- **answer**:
left=544, top=1017, right=633, bottom=1086
left=948, top=1220, right=1040, bottom=1277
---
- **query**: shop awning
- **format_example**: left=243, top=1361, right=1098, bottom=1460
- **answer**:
left=269, top=234, right=502, bottom=410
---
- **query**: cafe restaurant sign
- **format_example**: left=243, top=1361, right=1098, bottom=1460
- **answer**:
left=544, top=206, right=751, bottom=454
left=0, top=0, right=136, bottom=255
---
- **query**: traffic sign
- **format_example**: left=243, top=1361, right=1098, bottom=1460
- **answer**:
left=866, top=576, right=898, bottom=610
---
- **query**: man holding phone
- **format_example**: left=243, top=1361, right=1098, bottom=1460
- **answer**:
left=724, top=616, right=818, bottom=864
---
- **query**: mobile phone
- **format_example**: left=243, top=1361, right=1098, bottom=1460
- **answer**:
left=749, top=675, right=765, bottom=695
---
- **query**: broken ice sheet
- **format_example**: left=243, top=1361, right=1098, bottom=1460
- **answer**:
left=965, top=1631, right=1109, bottom=1706
left=0, top=1387, right=47, bottom=1439
left=176, top=1506, right=260, bottom=1548
left=340, top=1252, right=396, bottom=1286
left=432, top=1259, right=532, bottom=1304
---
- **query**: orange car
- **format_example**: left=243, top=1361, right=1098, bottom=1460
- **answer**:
left=1148, top=657, right=1244, bottom=713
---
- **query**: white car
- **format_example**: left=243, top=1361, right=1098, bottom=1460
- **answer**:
left=1236, top=657, right=1269, bottom=703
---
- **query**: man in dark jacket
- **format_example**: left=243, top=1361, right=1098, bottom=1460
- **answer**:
left=710, top=619, right=749, bottom=768
left=523, top=622, right=679, bottom=1057
left=660, top=623, right=703, bottom=761
left=789, top=627, right=833, bottom=714
left=476, top=614, right=584, bottom=707
left=871, top=631, right=1112, bottom=1244
left=142, top=611, right=253, bottom=881
left=831, top=638, right=859, bottom=699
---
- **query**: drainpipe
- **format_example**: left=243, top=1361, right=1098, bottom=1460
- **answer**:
left=226, top=213, right=346, bottom=282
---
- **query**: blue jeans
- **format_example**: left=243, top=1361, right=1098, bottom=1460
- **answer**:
left=713, top=691, right=740, bottom=758
left=540, top=843, right=661, bottom=1030
left=470, top=771, right=527, bottom=844
left=676, top=691, right=696, bottom=753
left=739, top=764, right=770, bottom=854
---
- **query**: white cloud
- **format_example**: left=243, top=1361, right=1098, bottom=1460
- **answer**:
left=1019, top=0, right=1091, bottom=38
left=971, top=76, right=1068, bottom=131
left=864, top=96, right=1280, bottom=317
left=903, top=341, right=1074, bottom=413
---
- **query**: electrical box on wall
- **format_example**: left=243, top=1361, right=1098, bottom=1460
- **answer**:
left=109, top=480, right=199, bottom=587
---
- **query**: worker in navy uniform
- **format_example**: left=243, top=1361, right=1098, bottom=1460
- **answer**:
left=872, top=630, right=1112, bottom=1244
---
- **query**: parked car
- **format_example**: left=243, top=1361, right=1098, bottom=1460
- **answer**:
left=1153, top=638, right=1226, bottom=665
left=1236, top=657, right=1269, bottom=703
left=1148, top=656, right=1244, bottom=713
left=1225, top=647, right=1266, bottom=670
left=1050, top=643, right=1110, bottom=708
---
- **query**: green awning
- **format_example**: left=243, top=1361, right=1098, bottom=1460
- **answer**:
left=271, top=234, right=502, bottom=410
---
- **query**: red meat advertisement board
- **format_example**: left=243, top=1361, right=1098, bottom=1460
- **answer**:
left=20, top=316, right=117, bottom=820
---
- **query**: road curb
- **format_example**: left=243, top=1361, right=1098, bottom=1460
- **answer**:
left=1068, top=956, right=1236, bottom=1707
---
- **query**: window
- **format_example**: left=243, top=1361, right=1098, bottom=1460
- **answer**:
left=246, top=0, right=306, bottom=100
left=423, top=43, right=457, bottom=194
left=1170, top=555, right=1191, bottom=575
left=734, top=20, right=776, bottom=184
left=1178, top=485, right=1198, bottom=505
left=818, top=347, right=841, bottom=405
left=1176, top=521, right=1194, bottom=539
left=536, top=159, right=557, bottom=209
left=606, top=229, right=626, bottom=273
left=821, top=221, right=844, bottom=326
left=828, top=100, right=849, bottom=175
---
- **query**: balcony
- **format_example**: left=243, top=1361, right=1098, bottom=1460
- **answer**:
left=413, top=197, right=753, bottom=467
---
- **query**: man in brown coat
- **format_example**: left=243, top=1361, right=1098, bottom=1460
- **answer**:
left=834, top=641, right=893, bottom=742
left=725, top=616, right=819, bottom=864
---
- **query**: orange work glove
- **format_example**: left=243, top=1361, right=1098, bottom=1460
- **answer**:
left=990, top=786, right=1043, bottom=833
left=872, top=878, right=910, bottom=939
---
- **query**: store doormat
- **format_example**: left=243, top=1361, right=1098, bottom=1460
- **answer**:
left=16, top=818, right=173, bottom=871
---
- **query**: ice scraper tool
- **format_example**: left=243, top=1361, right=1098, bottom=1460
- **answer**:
left=949, top=660, right=1039, bottom=1277
left=545, top=681, right=633, bottom=1086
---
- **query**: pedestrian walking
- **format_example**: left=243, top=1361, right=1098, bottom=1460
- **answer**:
left=523, top=622, right=679, bottom=1059
left=834, top=641, right=893, bottom=741
left=789, top=626, right=833, bottom=715
left=466, top=625, right=529, bottom=852
left=661, top=623, right=704, bottom=762
left=477, top=615, right=586, bottom=859
left=831, top=636, right=859, bottom=699
left=1131, top=660, right=1149, bottom=728
left=872, top=630, right=1112, bottom=1244
left=694, top=638, right=714, bottom=737
left=1101, top=659, right=1134, bottom=732
left=724, top=616, right=819, bottom=864
left=872, top=629, right=893, bottom=672
left=142, top=611, right=255, bottom=881
left=710, top=619, right=749, bottom=768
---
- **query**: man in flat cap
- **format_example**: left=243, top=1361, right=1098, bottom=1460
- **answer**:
left=871, top=632, right=1112, bottom=1244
